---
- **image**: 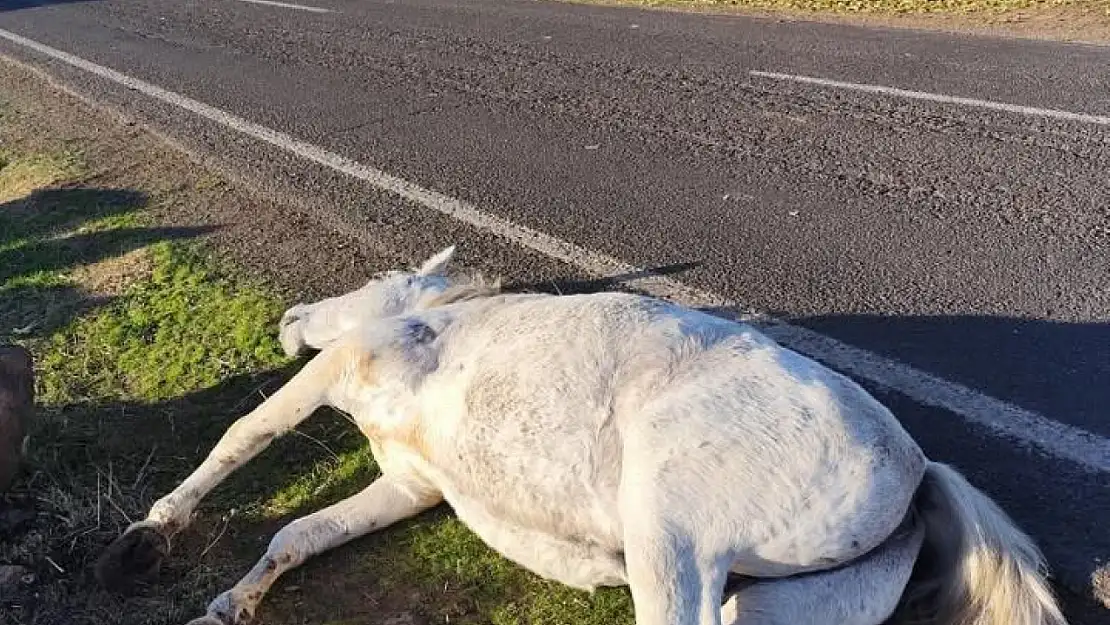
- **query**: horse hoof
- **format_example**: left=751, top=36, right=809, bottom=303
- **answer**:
left=94, top=524, right=169, bottom=592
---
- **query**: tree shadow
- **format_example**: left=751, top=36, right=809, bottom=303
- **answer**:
left=1, top=187, right=147, bottom=246
left=0, top=226, right=221, bottom=283
left=0, top=187, right=218, bottom=341
left=0, top=0, right=97, bottom=12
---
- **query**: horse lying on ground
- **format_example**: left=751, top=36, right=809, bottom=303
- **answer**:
left=95, top=247, right=1066, bottom=625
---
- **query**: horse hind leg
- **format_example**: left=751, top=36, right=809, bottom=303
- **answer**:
left=720, top=517, right=924, bottom=625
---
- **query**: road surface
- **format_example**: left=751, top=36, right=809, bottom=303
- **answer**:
left=1, top=0, right=1108, bottom=620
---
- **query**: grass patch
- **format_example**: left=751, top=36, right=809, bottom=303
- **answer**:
left=0, top=141, right=306, bottom=624
left=260, top=446, right=378, bottom=518
left=0, top=92, right=637, bottom=625
left=0, top=149, right=83, bottom=203
left=37, top=242, right=288, bottom=404
left=387, top=517, right=635, bottom=625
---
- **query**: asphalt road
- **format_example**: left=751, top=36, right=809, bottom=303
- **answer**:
left=1, top=0, right=1109, bottom=621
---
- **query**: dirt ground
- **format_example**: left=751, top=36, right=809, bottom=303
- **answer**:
left=788, top=3, right=1110, bottom=44
left=569, top=0, right=1110, bottom=44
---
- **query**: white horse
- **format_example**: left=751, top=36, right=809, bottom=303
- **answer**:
left=95, top=247, right=1066, bottom=625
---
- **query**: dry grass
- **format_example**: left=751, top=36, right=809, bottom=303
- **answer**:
left=570, top=0, right=1103, bottom=15
left=637, top=0, right=1079, bottom=14
left=563, top=0, right=1110, bottom=43
left=0, top=150, right=83, bottom=204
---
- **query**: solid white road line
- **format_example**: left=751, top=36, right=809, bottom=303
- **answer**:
left=2, top=27, right=1108, bottom=474
left=234, top=0, right=333, bottom=14
left=750, top=70, right=1110, bottom=126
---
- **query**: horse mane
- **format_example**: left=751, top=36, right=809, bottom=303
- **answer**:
left=415, top=272, right=503, bottom=309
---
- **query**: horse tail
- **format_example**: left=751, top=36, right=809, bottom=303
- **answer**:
left=894, top=461, right=1067, bottom=625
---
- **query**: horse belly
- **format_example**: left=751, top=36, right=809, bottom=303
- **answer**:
left=421, top=410, right=628, bottom=588
left=446, top=492, right=628, bottom=591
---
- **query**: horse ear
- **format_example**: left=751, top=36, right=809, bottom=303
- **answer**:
left=417, top=245, right=457, bottom=276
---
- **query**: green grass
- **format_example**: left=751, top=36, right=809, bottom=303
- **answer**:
left=260, top=446, right=379, bottom=517
left=0, top=143, right=307, bottom=623
left=400, top=517, right=634, bottom=625
left=36, top=242, right=288, bottom=404
left=0, top=108, right=637, bottom=624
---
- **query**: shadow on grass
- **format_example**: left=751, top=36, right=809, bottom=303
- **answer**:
left=1, top=187, right=148, bottom=246
left=0, top=225, right=222, bottom=283
left=1, top=357, right=378, bottom=625
left=0, top=184, right=379, bottom=624
left=0, top=187, right=217, bottom=341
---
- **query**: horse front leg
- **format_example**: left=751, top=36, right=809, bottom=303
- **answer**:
left=95, top=347, right=351, bottom=591
left=185, top=474, right=442, bottom=625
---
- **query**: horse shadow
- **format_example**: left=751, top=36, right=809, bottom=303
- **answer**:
left=504, top=260, right=703, bottom=296
left=508, top=261, right=1109, bottom=440
left=780, top=311, right=1110, bottom=438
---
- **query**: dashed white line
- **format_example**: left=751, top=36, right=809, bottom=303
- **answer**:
left=2, top=27, right=1108, bottom=475
left=234, top=0, right=333, bottom=14
left=750, top=69, right=1110, bottom=126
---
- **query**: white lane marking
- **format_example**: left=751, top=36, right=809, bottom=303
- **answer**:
left=750, top=69, right=1110, bottom=127
left=2, top=27, right=1108, bottom=475
left=234, top=0, right=332, bottom=13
